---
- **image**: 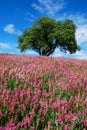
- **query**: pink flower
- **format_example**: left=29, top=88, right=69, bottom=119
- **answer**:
left=4, top=120, right=16, bottom=130
left=31, top=126, right=35, bottom=130
left=51, top=102, right=58, bottom=109
left=21, top=115, right=31, bottom=126
left=39, top=108, right=46, bottom=115
left=84, top=99, right=87, bottom=105
left=32, top=95, right=37, bottom=102
left=42, top=102, right=48, bottom=108
left=63, top=123, right=69, bottom=130
left=71, top=115, right=77, bottom=122
left=47, top=121, right=51, bottom=125
left=42, top=92, right=48, bottom=97
left=55, top=115, right=64, bottom=123
left=65, top=112, right=72, bottom=120
left=65, top=103, right=70, bottom=109
left=0, top=127, right=3, bottom=130
left=83, top=119, right=87, bottom=126
left=44, top=128, right=47, bottom=130
left=34, top=89, right=41, bottom=95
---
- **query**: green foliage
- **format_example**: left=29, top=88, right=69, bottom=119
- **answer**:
left=7, top=78, right=16, bottom=89
left=17, top=16, right=80, bottom=56
left=61, top=90, right=70, bottom=100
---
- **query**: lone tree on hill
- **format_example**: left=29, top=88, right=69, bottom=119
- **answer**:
left=17, top=16, right=80, bottom=56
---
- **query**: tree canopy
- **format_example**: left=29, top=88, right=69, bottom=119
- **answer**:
left=17, top=16, right=80, bottom=56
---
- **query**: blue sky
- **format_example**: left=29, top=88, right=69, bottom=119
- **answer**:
left=0, top=0, right=87, bottom=59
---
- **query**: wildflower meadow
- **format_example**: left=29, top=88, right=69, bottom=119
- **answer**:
left=0, top=54, right=87, bottom=130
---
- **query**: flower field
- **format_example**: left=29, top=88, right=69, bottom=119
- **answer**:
left=1, top=54, right=87, bottom=130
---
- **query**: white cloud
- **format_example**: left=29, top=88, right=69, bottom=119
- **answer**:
left=52, top=48, right=87, bottom=60
left=24, top=50, right=39, bottom=56
left=52, top=48, right=64, bottom=57
left=24, top=12, right=37, bottom=22
left=4, top=24, right=21, bottom=35
left=32, top=0, right=65, bottom=17
left=67, top=14, right=87, bottom=45
left=4, top=24, right=14, bottom=34
left=75, top=26, right=87, bottom=44
left=72, top=50, right=87, bottom=60
left=61, top=13, right=87, bottom=25
left=32, top=3, right=44, bottom=14
left=0, top=42, right=10, bottom=49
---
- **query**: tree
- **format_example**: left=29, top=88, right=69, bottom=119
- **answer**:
left=17, top=16, right=80, bottom=56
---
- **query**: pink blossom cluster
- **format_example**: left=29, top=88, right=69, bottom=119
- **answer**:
left=0, top=54, right=87, bottom=129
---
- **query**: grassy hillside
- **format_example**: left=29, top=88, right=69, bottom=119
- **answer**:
left=0, top=54, right=87, bottom=130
